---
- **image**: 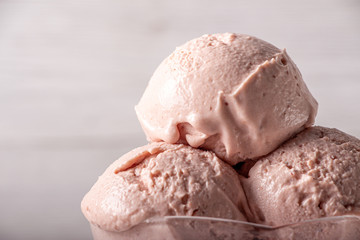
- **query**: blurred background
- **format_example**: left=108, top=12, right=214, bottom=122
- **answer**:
left=0, top=0, right=359, bottom=239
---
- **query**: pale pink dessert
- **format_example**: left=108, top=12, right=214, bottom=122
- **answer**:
left=81, top=142, right=249, bottom=239
left=135, top=33, right=318, bottom=165
left=242, top=126, right=360, bottom=227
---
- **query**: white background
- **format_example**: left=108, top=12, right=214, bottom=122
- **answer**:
left=0, top=0, right=359, bottom=239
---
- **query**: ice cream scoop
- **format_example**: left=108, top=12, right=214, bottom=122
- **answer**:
left=135, top=33, right=318, bottom=165
left=241, top=126, right=360, bottom=227
left=81, top=142, right=249, bottom=236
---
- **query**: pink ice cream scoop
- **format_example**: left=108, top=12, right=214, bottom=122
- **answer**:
left=81, top=142, right=249, bottom=238
left=241, top=126, right=360, bottom=228
left=135, top=33, right=318, bottom=165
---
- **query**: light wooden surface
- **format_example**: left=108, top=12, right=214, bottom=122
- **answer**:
left=0, top=0, right=359, bottom=239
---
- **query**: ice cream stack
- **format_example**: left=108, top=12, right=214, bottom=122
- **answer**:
left=81, top=33, right=360, bottom=240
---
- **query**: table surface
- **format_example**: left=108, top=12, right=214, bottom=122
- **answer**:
left=1, top=0, right=359, bottom=239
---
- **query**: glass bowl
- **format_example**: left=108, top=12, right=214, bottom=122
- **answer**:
left=90, top=215, right=360, bottom=240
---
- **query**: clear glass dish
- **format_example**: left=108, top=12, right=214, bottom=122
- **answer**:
left=90, top=215, right=360, bottom=240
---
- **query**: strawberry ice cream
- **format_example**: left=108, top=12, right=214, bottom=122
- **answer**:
left=242, top=126, right=360, bottom=227
left=81, top=32, right=360, bottom=240
left=135, top=33, right=318, bottom=164
left=81, top=142, right=249, bottom=239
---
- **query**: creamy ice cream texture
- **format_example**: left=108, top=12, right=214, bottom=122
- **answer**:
left=135, top=33, right=318, bottom=164
left=242, top=126, right=360, bottom=226
left=81, top=142, right=248, bottom=233
left=81, top=33, right=360, bottom=239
